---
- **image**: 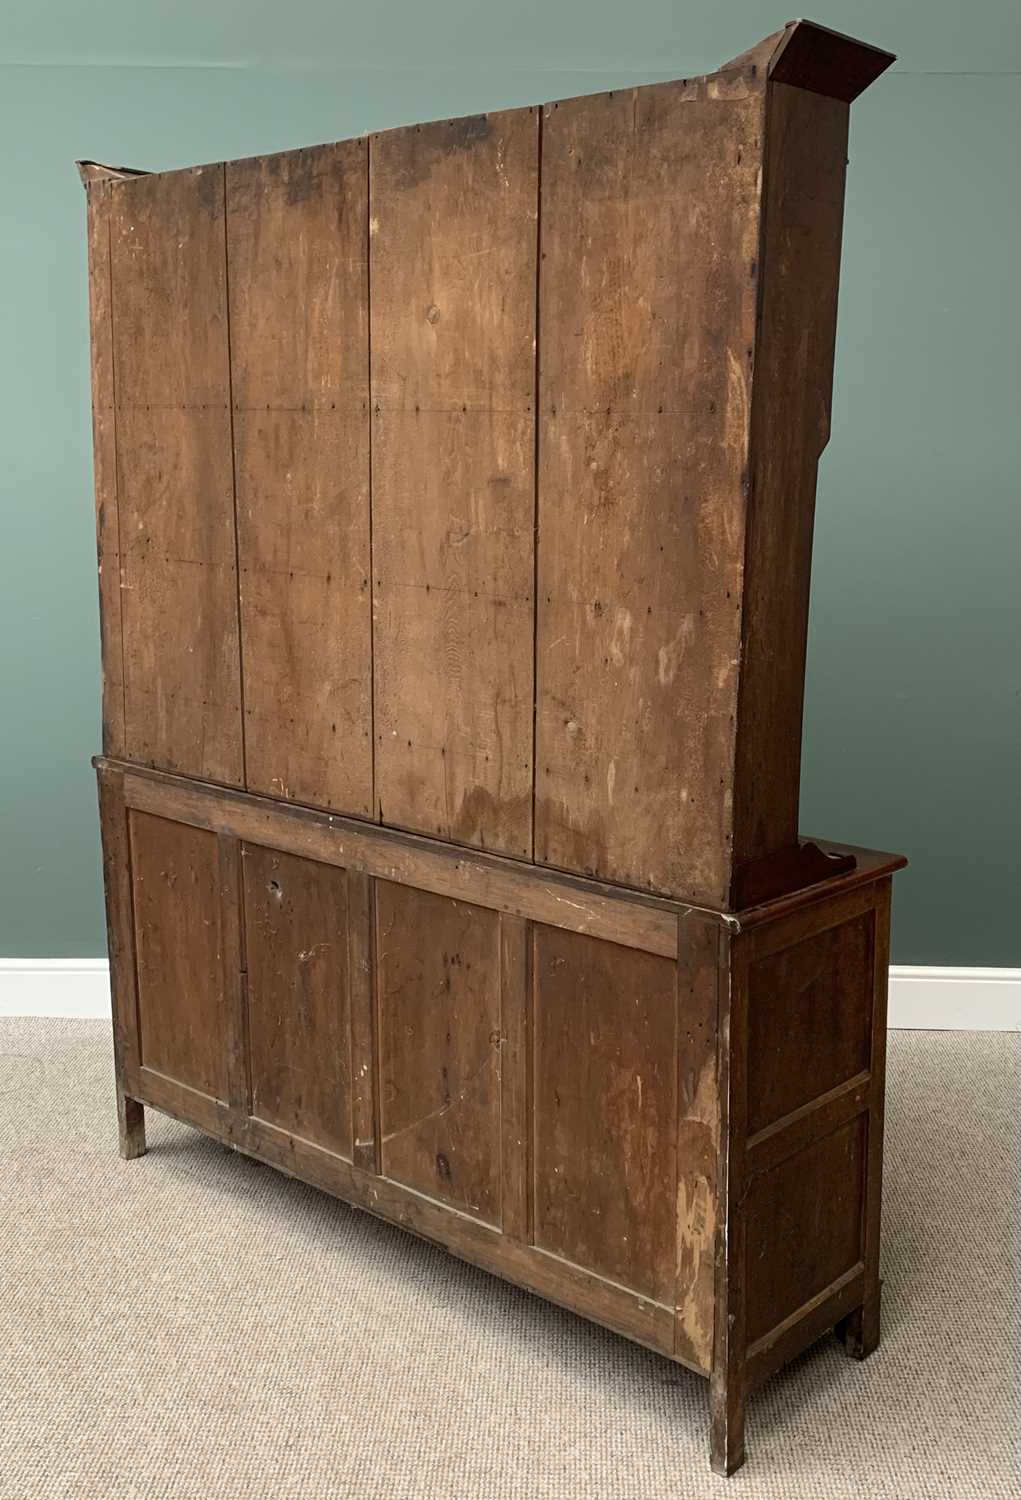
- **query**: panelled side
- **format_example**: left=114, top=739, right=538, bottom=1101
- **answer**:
left=531, top=925, right=679, bottom=1305
left=108, top=166, right=243, bottom=787
left=736, top=882, right=886, bottom=1388
left=243, top=843, right=354, bottom=1159
left=226, top=144, right=373, bottom=817
left=535, top=77, right=764, bottom=905
left=129, top=809, right=230, bottom=1101
left=375, top=882, right=503, bottom=1223
left=105, top=765, right=726, bottom=1369
left=370, top=109, right=538, bottom=858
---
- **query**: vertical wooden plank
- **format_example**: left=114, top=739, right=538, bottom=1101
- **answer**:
left=96, top=767, right=144, bottom=1156
left=218, top=835, right=249, bottom=1128
left=710, top=926, right=747, bottom=1476
left=839, top=879, right=892, bottom=1359
left=226, top=144, right=373, bottom=816
left=370, top=108, right=538, bottom=857
left=347, top=869, right=377, bottom=1172
left=674, top=912, right=721, bottom=1373
left=499, top=913, right=530, bottom=1241
left=535, top=78, right=764, bottom=905
left=745, top=910, right=872, bottom=1135
left=85, top=180, right=126, bottom=757
left=532, top=926, right=678, bottom=1302
left=109, top=165, right=243, bottom=787
left=731, top=83, right=851, bottom=884
left=242, top=844, right=352, bottom=1159
left=129, top=808, right=229, bottom=1101
left=375, top=882, right=503, bottom=1222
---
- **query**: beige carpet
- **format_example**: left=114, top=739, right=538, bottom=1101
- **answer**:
left=1, top=1021, right=1017, bottom=1499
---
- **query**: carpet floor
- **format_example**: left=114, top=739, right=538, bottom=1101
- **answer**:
left=1, top=1021, right=1017, bottom=1499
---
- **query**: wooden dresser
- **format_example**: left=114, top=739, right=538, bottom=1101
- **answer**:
left=82, top=19, right=903, bottom=1475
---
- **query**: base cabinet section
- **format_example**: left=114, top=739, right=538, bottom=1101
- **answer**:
left=98, top=760, right=898, bottom=1474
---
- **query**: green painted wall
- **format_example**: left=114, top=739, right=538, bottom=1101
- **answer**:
left=1, top=4, right=1017, bottom=963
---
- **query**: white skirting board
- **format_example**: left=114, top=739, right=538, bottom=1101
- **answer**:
left=0, top=959, right=1018, bottom=1030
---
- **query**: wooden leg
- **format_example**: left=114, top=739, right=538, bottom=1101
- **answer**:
left=709, top=1363, right=747, bottom=1477
left=117, top=1092, right=147, bottom=1160
left=836, top=1283, right=882, bottom=1360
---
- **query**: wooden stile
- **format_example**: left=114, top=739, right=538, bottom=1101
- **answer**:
left=82, top=20, right=902, bottom=1476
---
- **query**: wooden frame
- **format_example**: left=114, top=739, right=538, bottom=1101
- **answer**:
left=97, top=758, right=903, bottom=1472
left=83, top=18, right=903, bottom=1477
left=82, top=19, right=896, bottom=914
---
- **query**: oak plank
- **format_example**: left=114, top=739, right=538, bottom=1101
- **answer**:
left=370, top=109, right=538, bottom=856
left=532, top=925, right=679, bottom=1303
left=85, top=179, right=126, bottom=756
left=226, top=144, right=372, bottom=815
left=674, top=914, right=721, bottom=1373
left=535, top=79, right=763, bottom=905
left=108, top=165, right=243, bottom=786
left=128, top=808, right=228, bottom=1101
left=375, top=882, right=503, bottom=1222
left=116, top=761, right=682, bottom=957
left=498, top=914, right=531, bottom=1241
left=242, top=843, right=353, bottom=1159
left=731, top=83, right=851, bottom=883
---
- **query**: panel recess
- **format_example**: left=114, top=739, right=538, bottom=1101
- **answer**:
left=375, top=882, right=503, bottom=1221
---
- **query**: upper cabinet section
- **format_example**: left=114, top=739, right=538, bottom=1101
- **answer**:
left=83, top=20, right=893, bottom=908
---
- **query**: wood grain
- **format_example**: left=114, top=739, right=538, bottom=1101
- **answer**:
left=128, top=808, right=228, bottom=1100
left=226, top=144, right=372, bottom=815
left=108, top=166, right=243, bottom=786
left=96, top=766, right=144, bottom=1157
left=532, top=925, right=678, bottom=1303
left=375, top=882, right=503, bottom=1222
left=745, top=1115, right=866, bottom=1345
left=133, top=1061, right=679, bottom=1360
left=116, top=761, right=681, bottom=956
left=498, top=914, right=531, bottom=1240
left=674, top=915, right=721, bottom=1373
left=370, top=109, right=538, bottom=857
left=347, top=869, right=378, bottom=1172
left=730, top=83, right=850, bottom=884
left=745, top=910, right=872, bottom=1136
left=85, top=180, right=126, bottom=756
left=535, top=78, right=763, bottom=905
left=242, top=843, right=353, bottom=1158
